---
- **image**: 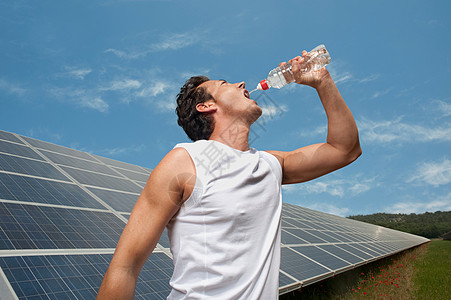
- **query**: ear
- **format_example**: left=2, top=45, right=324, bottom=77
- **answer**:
left=196, top=100, right=217, bottom=113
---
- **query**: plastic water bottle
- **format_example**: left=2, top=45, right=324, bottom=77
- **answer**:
left=254, top=44, right=331, bottom=91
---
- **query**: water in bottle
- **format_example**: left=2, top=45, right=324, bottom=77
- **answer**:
left=252, top=44, right=331, bottom=92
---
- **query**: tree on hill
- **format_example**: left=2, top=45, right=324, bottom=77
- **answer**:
left=347, top=211, right=451, bottom=239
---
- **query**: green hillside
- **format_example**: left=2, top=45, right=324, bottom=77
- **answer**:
left=347, top=211, right=451, bottom=238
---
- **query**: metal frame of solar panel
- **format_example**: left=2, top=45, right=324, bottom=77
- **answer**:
left=0, top=129, right=429, bottom=299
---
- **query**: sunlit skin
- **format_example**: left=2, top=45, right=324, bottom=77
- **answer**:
left=97, top=51, right=361, bottom=299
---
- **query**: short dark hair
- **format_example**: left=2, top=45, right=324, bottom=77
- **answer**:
left=176, top=76, right=215, bottom=141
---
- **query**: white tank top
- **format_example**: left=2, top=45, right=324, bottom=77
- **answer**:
left=167, top=140, right=282, bottom=299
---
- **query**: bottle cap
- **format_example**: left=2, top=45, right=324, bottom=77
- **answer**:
left=258, top=79, right=269, bottom=90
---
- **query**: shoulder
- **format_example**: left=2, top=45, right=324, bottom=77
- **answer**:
left=147, top=146, right=196, bottom=203
left=262, top=150, right=284, bottom=168
left=157, top=146, right=195, bottom=174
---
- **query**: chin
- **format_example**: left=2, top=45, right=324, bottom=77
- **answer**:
left=248, top=106, right=263, bottom=124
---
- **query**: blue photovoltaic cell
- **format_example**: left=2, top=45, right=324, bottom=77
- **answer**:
left=157, top=228, right=170, bottom=249
left=0, top=130, right=24, bottom=144
left=289, top=246, right=350, bottom=270
left=93, top=154, right=148, bottom=174
left=0, top=153, right=69, bottom=182
left=21, top=136, right=97, bottom=162
left=284, top=228, right=328, bottom=244
left=0, top=140, right=44, bottom=161
left=348, top=243, right=379, bottom=257
left=111, top=166, right=150, bottom=183
left=0, top=202, right=125, bottom=249
left=363, top=242, right=391, bottom=255
left=317, top=244, right=364, bottom=265
left=0, top=173, right=104, bottom=209
left=326, top=231, right=351, bottom=243
left=303, top=221, right=330, bottom=231
left=303, top=229, right=342, bottom=243
left=279, top=272, right=296, bottom=287
left=283, top=218, right=315, bottom=229
left=378, top=241, right=399, bottom=252
left=336, top=244, right=373, bottom=260
left=87, top=187, right=139, bottom=212
left=281, top=230, right=307, bottom=245
left=60, top=166, right=142, bottom=193
left=38, top=149, right=120, bottom=177
left=344, top=232, right=366, bottom=242
left=281, top=219, right=295, bottom=228
left=0, top=252, right=173, bottom=299
left=281, top=247, right=329, bottom=282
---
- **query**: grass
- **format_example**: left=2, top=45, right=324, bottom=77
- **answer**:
left=412, top=240, right=451, bottom=299
left=279, top=240, right=451, bottom=299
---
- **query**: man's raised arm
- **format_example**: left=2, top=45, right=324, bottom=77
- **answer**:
left=96, top=148, right=195, bottom=299
left=268, top=52, right=362, bottom=184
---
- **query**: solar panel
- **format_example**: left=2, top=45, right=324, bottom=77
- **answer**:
left=0, top=252, right=173, bottom=299
left=0, top=129, right=429, bottom=298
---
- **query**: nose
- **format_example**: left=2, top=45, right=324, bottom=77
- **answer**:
left=236, top=81, right=245, bottom=89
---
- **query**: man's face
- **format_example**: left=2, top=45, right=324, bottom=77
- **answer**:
left=199, top=80, right=262, bottom=124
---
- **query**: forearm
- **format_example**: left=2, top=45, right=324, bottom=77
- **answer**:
left=97, top=265, right=138, bottom=300
left=316, top=73, right=361, bottom=156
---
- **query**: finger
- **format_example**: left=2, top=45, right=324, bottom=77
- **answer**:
left=291, top=60, right=300, bottom=73
left=296, top=55, right=304, bottom=63
left=279, top=61, right=288, bottom=67
left=302, top=50, right=308, bottom=57
left=294, top=56, right=302, bottom=61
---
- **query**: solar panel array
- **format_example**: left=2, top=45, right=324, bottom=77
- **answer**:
left=0, top=129, right=428, bottom=299
left=278, top=203, right=428, bottom=293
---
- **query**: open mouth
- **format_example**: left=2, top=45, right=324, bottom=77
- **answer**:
left=244, top=90, right=250, bottom=99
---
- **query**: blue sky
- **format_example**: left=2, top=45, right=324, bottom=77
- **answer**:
left=1, top=0, right=450, bottom=217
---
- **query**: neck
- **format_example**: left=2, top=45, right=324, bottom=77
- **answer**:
left=208, top=120, right=250, bottom=151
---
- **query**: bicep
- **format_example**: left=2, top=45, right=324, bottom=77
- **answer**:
left=269, top=143, right=357, bottom=184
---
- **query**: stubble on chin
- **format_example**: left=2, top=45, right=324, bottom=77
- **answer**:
left=248, top=104, right=263, bottom=125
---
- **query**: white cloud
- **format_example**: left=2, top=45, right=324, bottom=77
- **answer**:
left=436, top=99, right=451, bottom=117
left=386, top=193, right=451, bottom=214
left=371, top=88, right=392, bottom=99
left=137, top=81, right=172, bottom=98
left=27, top=128, right=62, bottom=143
left=357, top=117, right=451, bottom=144
left=49, top=87, right=109, bottom=113
left=95, top=144, right=146, bottom=157
left=103, top=79, right=142, bottom=91
left=358, top=74, right=380, bottom=83
left=408, top=158, right=451, bottom=187
left=0, top=78, right=26, bottom=96
left=348, top=181, right=373, bottom=195
left=64, top=67, right=92, bottom=80
left=328, top=66, right=353, bottom=85
left=157, top=99, right=177, bottom=112
left=283, top=176, right=376, bottom=198
left=151, top=32, right=200, bottom=51
left=299, top=125, right=326, bottom=137
left=179, top=69, right=211, bottom=79
left=104, top=48, right=140, bottom=60
left=80, top=97, right=109, bottom=113
left=48, top=72, right=178, bottom=112
left=259, top=104, right=287, bottom=121
left=105, top=31, right=204, bottom=59
left=304, top=203, right=350, bottom=217
left=327, top=63, right=380, bottom=87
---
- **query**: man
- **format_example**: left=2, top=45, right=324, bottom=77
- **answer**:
left=97, top=51, right=361, bottom=299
